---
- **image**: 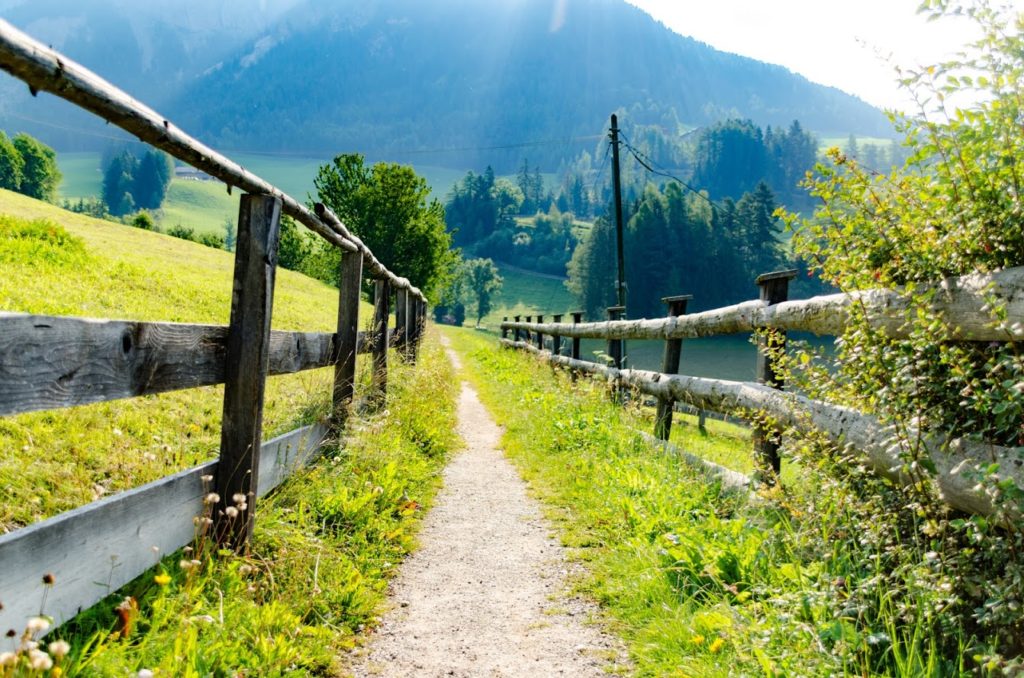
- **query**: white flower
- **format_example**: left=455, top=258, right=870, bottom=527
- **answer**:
left=204, top=493, right=220, bottom=505
left=225, top=506, right=239, bottom=518
left=138, top=670, right=155, bottom=678
left=232, top=493, right=246, bottom=505
left=26, top=616, right=50, bottom=634
left=29, top=648, right=53, bottom=671
left=48, top=640, right=70, bottom=659
left=0, top=652, right=16, bottom=667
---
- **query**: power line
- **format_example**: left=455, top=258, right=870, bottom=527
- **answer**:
left=618, top=131, right=718, bottom=209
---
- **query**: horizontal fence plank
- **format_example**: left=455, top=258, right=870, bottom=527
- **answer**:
left=502, top=266, right=1024, bottom=343
left=0, top=19, right=423, bottom=301
left=502, top=339, right=1024, bottom=518
left=635, top=430, right=751, bottom=491
left=0, top=423, right=328, bottom=634
left=0, top=314, right=394, bottom=416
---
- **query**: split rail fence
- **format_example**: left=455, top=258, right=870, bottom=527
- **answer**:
left=501, top=266, right=1024, bottom=519
left=0, top=20, right=428, bottom=633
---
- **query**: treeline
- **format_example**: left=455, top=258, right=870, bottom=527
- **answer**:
left=102, top=148, right=175, bottom=216
left=0, top=130, right=61, bottom=202
left=568, top=181, right=788, bottom=318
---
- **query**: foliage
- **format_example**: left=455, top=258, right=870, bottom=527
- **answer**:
left=0, top=193, right=371, bottom=533
left=11, top=133, right=61, bottom=203
left=223, top=217, right=236, bottom=252
left=779, top=0, right=1024, bottom=666
left=444, top=166, right=520, bottom=249
left=102, top=148, right=174, bottom=216
left=42, top=335, right=457, bottom=676
left=312, top=153, right=456, bottom=301
left=62, top=197, right=110, bottom=219
left=0, top=130, right=24, bottom=191
left=165, top=224, right=197, bottom=242
left=277, top=215, right=312, bottom=272
left=567, top=181, right=787, bottom=318
left=445, top=327, right=980, bottom=676
left=515, top=158, right=547, bottom=215
left=130, top=211, right=157, bottom=231
left=463, top=258, right=503, bottom=326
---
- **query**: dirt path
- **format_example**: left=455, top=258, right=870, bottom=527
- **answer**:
left=345, top=340, right=625, bottom=677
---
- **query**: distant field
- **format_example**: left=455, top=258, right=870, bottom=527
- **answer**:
left=818, top=135, right=894, bottom=153
left=472, top=263, right=574, bottom=330
left=57, top=151, right=467, bottom=235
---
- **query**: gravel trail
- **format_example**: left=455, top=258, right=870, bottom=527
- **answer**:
left=345, top=340, right=625, bottom=677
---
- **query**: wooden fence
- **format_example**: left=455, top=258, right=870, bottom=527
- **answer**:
left=0, top=20, right=428, bottom=634
left=500, top=266, right=1024, bottom=519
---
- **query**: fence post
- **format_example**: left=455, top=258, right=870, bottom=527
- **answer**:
left=215, top=193, right=281, bottom=550
left=502, top=316, right=508, bottom=340
left=606, top=306, right=625, bottom=369
left=535, top=314, right=544, bottom=351
left=371, top=279, right=391, bottom=408
left=753, top=269, right=798, bottom=481
left=413, top=297, right=425, bottom=361
left=395, top=286, right=409, bottom=360
left=570, top=311, right=582, bottom=360
left=654, top=295, right=692, bottom=440
left=332, top=250, right=364, bottom=432
left=524, top=315, right=532, bottom=344
left=513, top=315, right=522, bottom=343
left=551, top=314, right=563, bottom=356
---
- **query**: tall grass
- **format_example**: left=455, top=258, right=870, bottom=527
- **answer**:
left=443, top=326, right=978, bottom=676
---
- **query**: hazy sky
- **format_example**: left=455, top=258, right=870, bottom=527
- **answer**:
left=625, top=0, right=1021, bottom=112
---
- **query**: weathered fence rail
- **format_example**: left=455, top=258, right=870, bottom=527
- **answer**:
left=0, top=19, right=429, bottom=633
left=500, top=265, right=1024, bottom=519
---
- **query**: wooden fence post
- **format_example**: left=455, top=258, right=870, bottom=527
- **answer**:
left=502, top=316, right=508, bottom=340
left=524, top=315, right=532, bottom=344
left=654, top=295, right=692, bottom=440
left=551, top=314, right=563, bottom=356
left=606, top=306, right=625, bottom=368
left=396, top=287, right=409, bottom=360
left=411, top=297, right=424, bottom=362
left=513, top=315, right=522, bottom=343
left=535, top=314, right=544, bottom=351
left=215, top=193, right=281, bottom=550
left=570, top=311, right=582, bottom=360
left=371, top=279, right=391, bottom=408
left=753, top=269, right=798, bottom=481
left=332, top=250, right=363, bottom=432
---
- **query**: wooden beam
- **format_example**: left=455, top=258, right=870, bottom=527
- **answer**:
left=501, top=338, right=1024, bottom=518
left=654, top=295, right=691, bottom=440
left=332, top=250, right=363, bottom=431
left=0, top=314, right=339, bottom=417
left=395, top=287, right=409, bottom=359
left=0, top=423, right=327, bottom=636
left=0, top=20, right=426, bottom=302
left=215, top=194, right=280, bottom=549
left=500, top=266, right=1024, bottom=343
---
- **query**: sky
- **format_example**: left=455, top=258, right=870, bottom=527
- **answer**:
left=624, top=0, right=1021, bottom=113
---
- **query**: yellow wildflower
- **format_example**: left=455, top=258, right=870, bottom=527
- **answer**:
left=154, top=573, right=171, bottom=586
left=690, top=634, right=705, bottom=646
left=709, top=637, right=725, bottom=653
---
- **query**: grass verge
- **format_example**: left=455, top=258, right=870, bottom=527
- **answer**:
left=442, top=326, right=973, bottom=677
left=13, top=331, right=458, bottom=676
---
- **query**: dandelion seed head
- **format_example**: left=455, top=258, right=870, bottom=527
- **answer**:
left=200, top=474, right=213, bottom=483
left=225, top=506, right=239, bottom=518
left=190, top=559, right=201, bottom=567
left=0, top=651, right=16, bottom=667
left=204, top=493, right=220, bottom=505
left=179, top=559, right=193, bottom=571
left=26, top=616, right=50, bottom=634
left=238, top=565, right=253, bottom=576
left=29, top=648, right=53, bottom=670
left=138, top=670, right=154, bottom=678
left=48, top=640, right=70, bottom=659
left=232, top=493, right=246, bottom=505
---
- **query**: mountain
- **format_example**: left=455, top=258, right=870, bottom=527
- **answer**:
left=0, top=0, right=891, bottom=169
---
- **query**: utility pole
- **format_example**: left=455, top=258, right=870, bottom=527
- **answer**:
left=609, top=114, right=627, bottom=368
left=609, top=114, right=626, bottom=311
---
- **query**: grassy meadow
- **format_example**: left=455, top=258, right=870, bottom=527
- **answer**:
left=443, top=326, right=973, bottom=676
left=0, top=187, right=462, bottom=674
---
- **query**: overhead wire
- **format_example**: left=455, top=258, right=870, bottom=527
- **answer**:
left=618, top=130, right=719, bottom=209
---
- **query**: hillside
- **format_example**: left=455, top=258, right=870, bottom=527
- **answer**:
left=0, top=188, right=367, bottom=530
left=0, top=0, right=889, bottom=170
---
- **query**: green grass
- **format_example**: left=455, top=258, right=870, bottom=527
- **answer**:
left=472, top=262, right=574, bottom=330
left=442, top=326, right=975, bottom=676
left=1, top=187, right=462, bottom=674
left=0, top=187, right=377, bottom=530
left=157, top=179, right=238, bottom=234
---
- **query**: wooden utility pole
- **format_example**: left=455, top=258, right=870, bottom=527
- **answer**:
left=610, top=114, right=627, bottom=367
